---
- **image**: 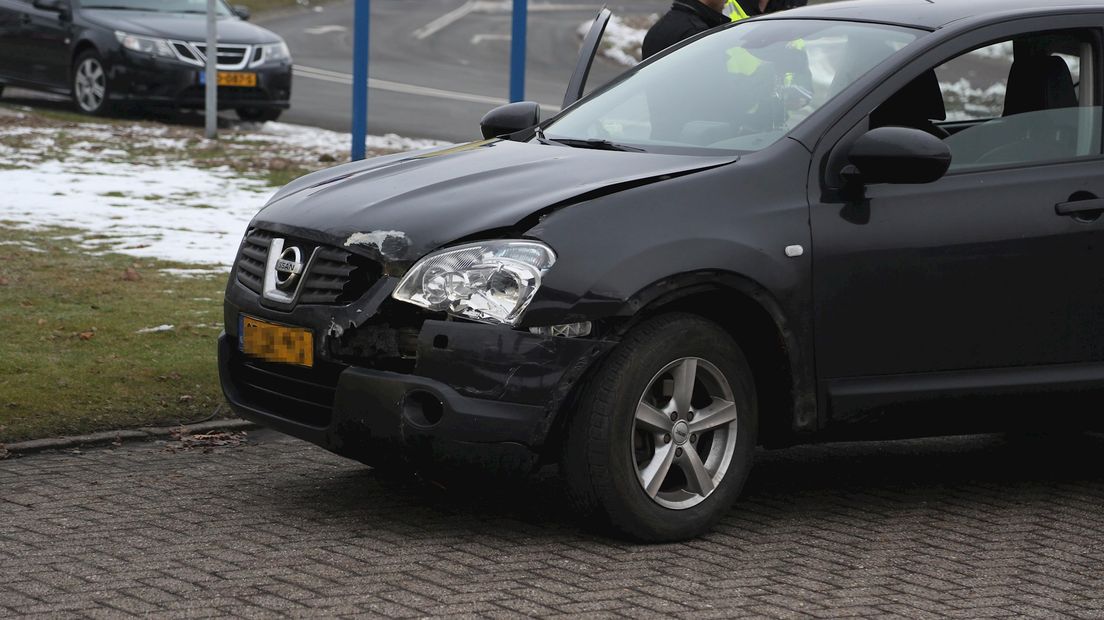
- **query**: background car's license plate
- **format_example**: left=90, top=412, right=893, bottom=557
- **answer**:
left=240, top=315, right=313, bottom=367
left=199, top=71, right=257, bottom=87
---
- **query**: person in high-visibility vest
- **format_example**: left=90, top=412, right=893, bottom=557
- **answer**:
left=642, top=1, right=729, bottom=61
left=724, top=0, right=808, bottom=21
left=722, top=0, right=813, bottom=129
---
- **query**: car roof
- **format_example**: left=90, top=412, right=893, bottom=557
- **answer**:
left=768, top=0, right=1104, bottom=31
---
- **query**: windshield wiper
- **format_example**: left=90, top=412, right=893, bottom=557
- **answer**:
left=83, top=5, right=159, bottom=9
left=544, top=137, right=645, bottom=152
left=532, top=126, right=559, bottom=146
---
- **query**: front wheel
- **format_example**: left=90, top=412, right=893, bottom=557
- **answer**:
left=562, top=313, right=758, bottom=542
left=72, top=51, right=111, bottom=116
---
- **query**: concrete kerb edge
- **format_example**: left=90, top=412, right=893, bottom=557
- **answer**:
left=1, top=419, right=259, bottom=456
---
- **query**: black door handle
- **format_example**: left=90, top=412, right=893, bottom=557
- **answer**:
left=20, top=13, right=31, bottom=24
left=1055, top=197, right=1104, bottom=217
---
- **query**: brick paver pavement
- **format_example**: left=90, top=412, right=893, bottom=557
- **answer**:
left=2, top=429, right=1104, bottom=618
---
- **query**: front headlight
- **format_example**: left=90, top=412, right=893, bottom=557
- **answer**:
left=392, top=240, right=556, bottom=326
left=253, top=41, right=291, bottom=66
left=115, top=31, right=175, bottom=59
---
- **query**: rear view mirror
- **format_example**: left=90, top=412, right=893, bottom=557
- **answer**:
left=480, top=101, right=541, bottom=139
left=845, top=126, right=952, bottom=185
left=233, top=4, right=251, bottom=20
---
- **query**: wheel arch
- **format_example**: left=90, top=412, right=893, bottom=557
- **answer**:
left=615, top=271, right=813, bottom=448
left=544, top=271, right=816, bottom=462
left=70, top=40, right=100, bottom=87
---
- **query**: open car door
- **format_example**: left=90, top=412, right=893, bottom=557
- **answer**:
left=563, top=7, right=612, bottom=109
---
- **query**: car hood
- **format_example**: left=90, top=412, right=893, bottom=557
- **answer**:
left=82, top=10, right=281, bottom=43
left=253, top=139, right=737, bottom=270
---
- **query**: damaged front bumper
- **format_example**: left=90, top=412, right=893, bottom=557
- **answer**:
left=218, top=276, right=614, bottom=472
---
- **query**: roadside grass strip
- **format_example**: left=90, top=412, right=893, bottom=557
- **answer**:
left=0, top=226, right=228, bottom=443
left=0, top=106, right=444, bottom=441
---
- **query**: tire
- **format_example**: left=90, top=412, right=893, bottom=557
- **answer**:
left=562, top=313, right=758, bottom=542
left=236, top=107, right=282, bottom=122
left=72, top=50, right=112, bottom=116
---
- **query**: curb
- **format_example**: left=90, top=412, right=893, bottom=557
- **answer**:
left=1, top=419, right=258, bottom=456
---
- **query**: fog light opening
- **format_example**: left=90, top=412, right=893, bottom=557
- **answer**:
left=433, top=335, right=449, bottom=349
left=404, top=390, right=445, bottom=427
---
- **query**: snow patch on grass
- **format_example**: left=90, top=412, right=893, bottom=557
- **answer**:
left=0, top=110, right=449, bottom=267
left=256, top=122, right=440, bottom=153
left=1, top=160, right=270, bottom=267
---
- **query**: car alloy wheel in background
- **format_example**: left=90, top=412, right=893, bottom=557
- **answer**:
left=73, top=52, right=110, bottom=115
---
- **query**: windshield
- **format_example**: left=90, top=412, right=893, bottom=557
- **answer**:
left=544, top=19, right=921, bottom=154
left=79, top=0, right=232, bottom=15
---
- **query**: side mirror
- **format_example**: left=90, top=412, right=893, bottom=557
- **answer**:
left=480, top=101, right=540, bottom=139
left=32, top=0, right=66, bottom=12
left=233, top=4, right=251, bottom=20
left=845, top=126, right=951, bottom=186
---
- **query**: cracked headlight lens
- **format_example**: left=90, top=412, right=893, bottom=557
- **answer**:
left=115, top=31, right=175, bottom=59
left=392, top=240, right=556, bottom=326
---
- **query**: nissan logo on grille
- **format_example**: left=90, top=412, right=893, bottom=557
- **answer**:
left=274, top=246, right=303, bottom=290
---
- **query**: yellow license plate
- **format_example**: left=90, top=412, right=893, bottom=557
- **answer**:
left=217, top=71, right=257, bottom=87
left=240, top=315, right=313, bottom=367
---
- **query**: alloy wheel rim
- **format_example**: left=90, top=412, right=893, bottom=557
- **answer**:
left=632, top=357, right=739, bottom=510
left=75, top=59, right=105, bottom=112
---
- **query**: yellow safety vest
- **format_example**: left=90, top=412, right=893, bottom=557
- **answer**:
left=726, top=0, right=751, bottom=21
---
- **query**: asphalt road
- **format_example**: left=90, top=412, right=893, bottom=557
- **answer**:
left=261, top=0, right=671, bottom=142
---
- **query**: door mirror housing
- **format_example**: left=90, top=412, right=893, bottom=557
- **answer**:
left=480, top=101, right=541, bottom=139
left=233, top=5, right=251, bottom=20
left=845, top=126, right=952, bottom=186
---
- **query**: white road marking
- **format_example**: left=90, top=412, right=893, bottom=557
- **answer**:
left=304, top=25, right=347, bottom=35
left=413, top=1, right=599, bottom=40
left=293, top=64, right=562, bottom=113
left=412, top=0, right=479, bottom=41
left=470, top=33, right=511, bottom=45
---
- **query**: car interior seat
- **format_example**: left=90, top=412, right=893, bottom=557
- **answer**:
left=869, top=70, right=949, bottom=139
left=1003, top=54, right=1078, bottom=116
left=976, top=54, right=1080, bottom=164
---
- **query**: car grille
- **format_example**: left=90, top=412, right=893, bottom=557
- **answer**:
left=230, top=349, right=340, bottom=427
left=235, top=229, right=270, bottom=295
left=235, top=229, right=382, bottom=305
left=195, top=43, right=249, bottom=67
left=171, top=42, right=252, bottom=70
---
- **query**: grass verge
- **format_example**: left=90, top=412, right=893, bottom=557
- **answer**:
left=0, top=225, right=227, bottom=443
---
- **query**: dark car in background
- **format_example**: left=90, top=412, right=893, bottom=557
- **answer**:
left=221, top=0, right=1104, bottom=542
left=0, top=0, right=291, bottom=120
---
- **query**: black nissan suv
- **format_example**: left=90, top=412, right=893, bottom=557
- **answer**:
left=219, top=0, right=1104, bottom=541
left=0, top=0, right=291, bottom=120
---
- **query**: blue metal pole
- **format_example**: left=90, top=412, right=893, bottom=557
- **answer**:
left=351, top=0, right=370, bottom=160
left=509, top=0, right=528, bottom=102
